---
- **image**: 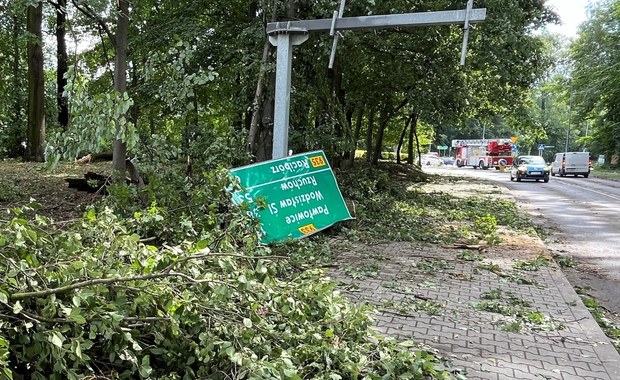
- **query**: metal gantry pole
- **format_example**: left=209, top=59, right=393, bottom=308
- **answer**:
left=460, top=0, right=474, bottom=65
left=268, top=27, right=308, bottom=159
left=271, top=34, right=293, bottom=159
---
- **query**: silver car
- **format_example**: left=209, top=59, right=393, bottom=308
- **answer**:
left=420, top=154, right=444, bottom=166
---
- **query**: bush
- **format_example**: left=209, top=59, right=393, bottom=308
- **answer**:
left=101, top=167, right=263, bottom=248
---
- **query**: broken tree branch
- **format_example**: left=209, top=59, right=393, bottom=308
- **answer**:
left=9, top=251, right=289, bottom=301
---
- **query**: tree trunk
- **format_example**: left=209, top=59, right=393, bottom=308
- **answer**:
left=56, top=0, right=69, bottom=130
left=410, top=114, right=422, bottom=166
left=365, top=106, right=374, bottom=163
left=396, top=114, right=412, bottom=165
left=26, top=3, right=45, bottom=162
left=407, top=113, right=419, bottom=165
left=11, top=12, right=23, bottom=157
left=248, top=2, right=279, bottom=159
left=112, top=0, right=129, bottom=178
left=256, top=70, right=275, bottom=162
left=330, top=58, right=347, bottom=169
left=343, top=104, right=354, bottom=161
left=247, top=37, right=272, bottom=155
left=348, top=104, right=364, bottom=167
left=371, top=99, right=408, bottom=165
left=372, top=108, right=389, bottom=166
left=253, top=1, right=299, bottom=162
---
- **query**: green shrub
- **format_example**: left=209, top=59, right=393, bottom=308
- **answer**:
left=473, top=214, right=501, bottom=245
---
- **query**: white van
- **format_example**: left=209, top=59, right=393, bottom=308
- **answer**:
left=551, top=152, right=591, bottom=177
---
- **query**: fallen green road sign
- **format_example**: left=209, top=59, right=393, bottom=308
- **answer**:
left=230, top=150, right=353, bottom=243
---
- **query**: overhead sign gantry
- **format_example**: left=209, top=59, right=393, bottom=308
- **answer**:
left=266, top=0, right=487, bottom=159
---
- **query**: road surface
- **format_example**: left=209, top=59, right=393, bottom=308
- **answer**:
left=429, top=165, right=620, bottom=314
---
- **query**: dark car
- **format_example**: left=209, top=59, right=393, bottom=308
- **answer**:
left=443, top=156, right=456, bottom=165
left=510, top=155, right=550, bottom=183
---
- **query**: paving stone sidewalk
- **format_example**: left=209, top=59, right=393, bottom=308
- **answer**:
left=330, top=238, right=620, bottom=379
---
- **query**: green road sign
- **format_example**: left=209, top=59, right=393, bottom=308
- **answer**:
left=438, top=145, right=449, bottom=150
left=230, top=150, right=353, bottom=243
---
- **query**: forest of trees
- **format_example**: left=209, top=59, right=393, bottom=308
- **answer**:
left=6, top=0, right=617, bottom=175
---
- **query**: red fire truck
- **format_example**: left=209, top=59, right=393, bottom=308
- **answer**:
left=452, top=139, right=514, bottom=170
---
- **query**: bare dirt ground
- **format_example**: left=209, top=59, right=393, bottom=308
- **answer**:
left=0, top=161, right=107, bottom=221
left=423, top=179, right=550, bottom=257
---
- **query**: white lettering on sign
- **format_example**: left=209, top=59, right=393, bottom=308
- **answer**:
left=280, top=175, right=317, bottom=191
left=268, top=203, right=278, bottom=215
left=270, top=159, right=310, bottom=174
left=285, top=205, right=330, bottom=224
left=239, top=191, right=254, bottom=204
left=279, top=190, right=324, bottom=209
left=246, top=209, right=260, bottom=219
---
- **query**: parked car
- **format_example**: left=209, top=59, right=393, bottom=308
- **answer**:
left=420, top=154, right=444, bottom=166
left=443, top=157, right=456, bottom=165
left=510, top=155, right=550, bottom=183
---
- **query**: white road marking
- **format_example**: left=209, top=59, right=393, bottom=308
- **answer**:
left=552, top=179, right=620, bottom=202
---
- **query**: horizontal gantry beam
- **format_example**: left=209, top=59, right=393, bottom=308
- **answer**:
left=266, top=9, right=487, bottom=34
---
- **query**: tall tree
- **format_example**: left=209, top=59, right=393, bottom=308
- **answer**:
left=365, top=107, right=374, bottom=163
left=112, top=0, right=129, bottom=177
left=36, top=0, right=557, bottom=171
left=25, top=1, right=45, bottom=162
left=0, top=2, right=27, bottom=157
left=248, top=2, right=276, bottom=156
left=51, top=0, right=69, bottom=130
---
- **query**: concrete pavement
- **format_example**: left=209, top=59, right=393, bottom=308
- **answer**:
left=330, top=238, right=620, bottom=379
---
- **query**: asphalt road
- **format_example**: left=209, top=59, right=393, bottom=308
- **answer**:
left=428, top=165, right=620, bottom=314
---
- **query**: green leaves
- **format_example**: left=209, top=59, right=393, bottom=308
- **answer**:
left=0, top=336, right=11, bottom=379
left=46, top=65, right=136, bottom=166
left=48, top=331, right=65, bottom=349
left=11, top=301, right=22, bottom=314
left=67, top=309, right=87, bottom=325
left=139, top=355, right=153, bottom=378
